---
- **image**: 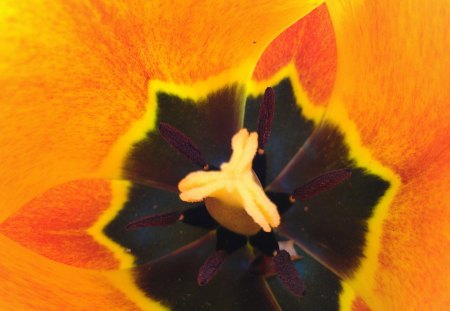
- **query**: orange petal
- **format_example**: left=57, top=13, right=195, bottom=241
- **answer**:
left=0, top=179, right=122, bottom=270
left=0, top=1, right=147, bottom=223
left=324, top=0, right=450, bottom=309
left=0, top=0, right=324, bottom=222
left=0, top=233, right=163, bottom=310
left=253, top=4, right=337, bottom=105
left=374, top=148, right=450, bottom=309
left=327, top=0, right=450, bottom=178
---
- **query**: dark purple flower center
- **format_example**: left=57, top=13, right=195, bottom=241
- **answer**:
left=127, top=87, right=351, bottom=297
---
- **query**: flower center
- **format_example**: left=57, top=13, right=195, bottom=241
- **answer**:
left=178, top=129, right=280, bottom=235
left=126, top=87, right=353, bottom=297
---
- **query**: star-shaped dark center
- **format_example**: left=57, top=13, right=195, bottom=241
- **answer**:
left=126, top=87, right=352, bottom=297
left=104, top=78, right=390, bottom=310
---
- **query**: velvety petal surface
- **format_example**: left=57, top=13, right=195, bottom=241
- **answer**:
left=0, top=179, right=121, bottom=269
left=325, top=0, right=450, bottom=309
left=0, top=233, right=159, bottom=310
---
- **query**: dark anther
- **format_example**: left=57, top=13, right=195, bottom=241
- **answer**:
left=249, top=230, right=279, bottom=256
left=197, top=250, right=228, bottom=286
left=198, top=228, right=247, bottom=286
left=126, top=211, right=181, bottom=230
left=273, top=250, right=306, bottom=297
left=257, top=87, right=275, bottom=152
left=291, top=168, right=352, bottom=202
left=158, top=122, right=207, bottom=168
left=182, top=205, right=219, bottom=230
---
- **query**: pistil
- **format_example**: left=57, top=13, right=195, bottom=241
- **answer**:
left=178, top=129, right=280, bottom=233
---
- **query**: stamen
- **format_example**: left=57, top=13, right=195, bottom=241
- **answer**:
left=197, top=250, right=227, bottom=286
left=291, top=168, right=352, bottom=202
left=126, top=211, right=182, bottom=230
left=159, top=122, right=207, bottom=168
left=257, top=87, right=275, bottom=151
left=273, top=250, right=306, bottom=297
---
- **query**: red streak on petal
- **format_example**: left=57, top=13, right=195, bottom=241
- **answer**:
left=253, top=4, right=337, bottom=105
left=0, top=180, right=119, bottom=270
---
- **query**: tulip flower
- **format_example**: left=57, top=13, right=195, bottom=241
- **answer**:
left=0, top=0, right=448, bottom=310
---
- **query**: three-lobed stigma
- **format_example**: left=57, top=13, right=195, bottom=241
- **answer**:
left=178, top=129, right=280, bottom=234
